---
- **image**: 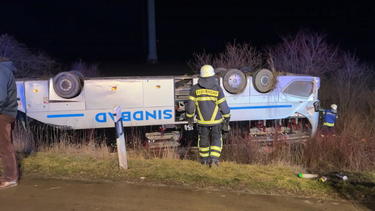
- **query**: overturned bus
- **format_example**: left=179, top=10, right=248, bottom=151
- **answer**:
left=16, top=68, right=320, bottom=146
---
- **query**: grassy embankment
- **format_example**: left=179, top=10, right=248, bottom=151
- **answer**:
left=20, top=144, right=375, bottom=202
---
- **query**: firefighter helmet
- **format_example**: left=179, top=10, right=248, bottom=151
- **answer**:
left=200, top=65, right=215, bottom=78
left=331, top=104, right=337, bottom=112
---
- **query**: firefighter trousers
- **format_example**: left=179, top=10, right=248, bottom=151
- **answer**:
left=198, top=124, right=222, bottom=161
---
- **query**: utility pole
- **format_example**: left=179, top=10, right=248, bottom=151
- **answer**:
left=147, top=0, right=158, bottom=63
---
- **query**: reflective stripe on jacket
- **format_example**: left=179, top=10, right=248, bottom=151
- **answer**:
left=323, top=122, right=335, bottom=127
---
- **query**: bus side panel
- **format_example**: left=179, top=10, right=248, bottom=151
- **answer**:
left=85, top=79, right=144, bottom=110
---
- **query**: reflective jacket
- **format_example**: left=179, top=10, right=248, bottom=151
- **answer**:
left=322, top=109, right=337, bottom=127
left=186, top=76, right=230, bottom=126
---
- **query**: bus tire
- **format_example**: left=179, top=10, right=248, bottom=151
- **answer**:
left=222, top=69, right=247, bottom=94
left=253, top=68, right=275, bottom=93
left=53, top=71, right=84, bottom=99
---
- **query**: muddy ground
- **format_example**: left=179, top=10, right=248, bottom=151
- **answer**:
left=0, top=178, right=365, bottom=211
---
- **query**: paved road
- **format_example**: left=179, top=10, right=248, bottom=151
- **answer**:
left=0, top=178, right=363, bottom=211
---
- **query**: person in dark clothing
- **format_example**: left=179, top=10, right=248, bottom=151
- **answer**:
left=186, top=65, right=231, bottom=166
left=0, top=58, right=19, bottom=189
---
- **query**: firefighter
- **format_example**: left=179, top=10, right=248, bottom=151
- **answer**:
left=319, top=104, right=338, bottom=136
left=186, top=65, right=231, bottom=167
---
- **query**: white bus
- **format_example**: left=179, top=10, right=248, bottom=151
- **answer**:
left=16, top=68, right=320, bottom=145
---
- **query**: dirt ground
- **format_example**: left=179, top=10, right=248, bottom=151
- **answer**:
left=0, top=178, right=366, bottom=211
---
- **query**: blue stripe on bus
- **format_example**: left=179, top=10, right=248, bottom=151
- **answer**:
left=47, top=114, right=85, bottom=118
left=230, top=105, right=293, bottom=110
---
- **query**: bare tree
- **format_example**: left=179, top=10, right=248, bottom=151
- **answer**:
left=329, top=53, right=372, bottom=134
left=71, top=60, right=100, bottom=77
left=0, top=34, right=56, bottom=77
left=188, top=50, right=212, bottom=72
left=268, top=30, right=339, bottom=76
left=189, top=42, right=262, bottom=73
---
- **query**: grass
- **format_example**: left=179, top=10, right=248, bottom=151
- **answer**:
left=21, top=151, right=375, bottom=208
left=11, top=116, right=375, bottom=204
left=21, top=149, right=348, bottom=200
left=11, top=131, right=374, bottom=204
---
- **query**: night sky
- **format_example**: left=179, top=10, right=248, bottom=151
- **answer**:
left=1, top=1, right=374, bottom=65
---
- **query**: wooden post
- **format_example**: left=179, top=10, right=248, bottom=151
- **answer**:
left=114, top=106, right=128, bottom=169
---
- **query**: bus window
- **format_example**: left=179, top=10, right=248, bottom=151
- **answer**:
left=283, top=81, right=313, bottom=98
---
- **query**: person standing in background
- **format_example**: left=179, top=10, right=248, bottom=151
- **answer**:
left=0, top=58, right=19, bottom=189
left=319, top=104, right=338, bottom=136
